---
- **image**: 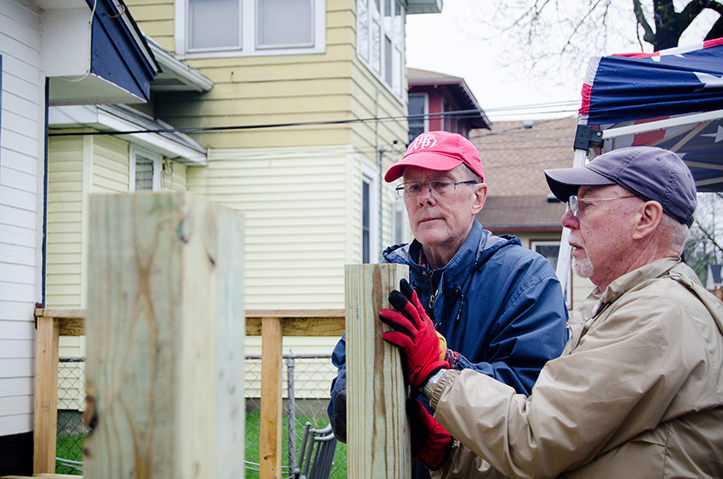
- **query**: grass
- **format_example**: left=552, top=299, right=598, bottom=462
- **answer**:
left=55, top=412, right=347, bottom=479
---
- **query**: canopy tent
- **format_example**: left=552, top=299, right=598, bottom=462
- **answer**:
left=556, top=38, right=723, bottom=283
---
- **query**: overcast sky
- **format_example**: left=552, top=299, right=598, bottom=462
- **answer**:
left=405, top=0, right=718, bottom=122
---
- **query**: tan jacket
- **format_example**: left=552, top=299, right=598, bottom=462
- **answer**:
left=430, top=258, right=723, bottom=478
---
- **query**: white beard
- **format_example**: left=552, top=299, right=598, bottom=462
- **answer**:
left=572, top=256, right=594, bottom=278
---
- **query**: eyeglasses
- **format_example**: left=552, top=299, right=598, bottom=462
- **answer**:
left=566, top=195, right=637, bottom=216
left=395, top=179, right=478, bottom=198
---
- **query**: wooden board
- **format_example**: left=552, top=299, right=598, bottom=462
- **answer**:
left=345, top=264, right=411, bottom=479
left=84, top=192, right=245, bottom=479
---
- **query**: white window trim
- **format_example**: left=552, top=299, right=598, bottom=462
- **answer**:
left=361, top=160, right=380, bottom=263
left=175, top=0, right=326, bottom=59
left=531, top=240, right=572, bottom=309
left=129, top=145, right=162, bottom=192
left=356, top=0, right=405, bottom=102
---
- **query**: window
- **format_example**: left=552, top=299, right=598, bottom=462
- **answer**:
left=357, top=0, right=404, bottom=98
left=392, top=197, right=406, bottom=245
left=177, top=0, right=324, bottom=57
left=130, top=146, right=161, bottom=192
left=361, top=161, right=379, bottom=263
left=408, top=93, right=427, bottom=143
left=531, top=240, right=572, bottom=309
left=258, top=0, right=313, bottom=48
left=188, top=0, right=241, bottom=51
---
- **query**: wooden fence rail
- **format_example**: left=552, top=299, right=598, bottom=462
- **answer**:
left=33, top=307, right=344, bottom=478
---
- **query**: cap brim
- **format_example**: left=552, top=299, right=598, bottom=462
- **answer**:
left=384, top=153, right=464, bottom=183
left=544, top=167, right=616, bottom=202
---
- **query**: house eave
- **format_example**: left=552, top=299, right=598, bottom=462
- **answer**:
left=406, top=0, right=443, bottom=14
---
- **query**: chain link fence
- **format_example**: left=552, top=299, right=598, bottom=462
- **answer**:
left=244, top=351, right=346, bottom=479
left=54, top=352, right=346, bottom=478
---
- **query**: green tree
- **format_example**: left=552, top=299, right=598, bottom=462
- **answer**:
left=684, top=193, right=723, bottom=285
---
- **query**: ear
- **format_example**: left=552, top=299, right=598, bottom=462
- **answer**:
left=471, top=182, right=488, bottom=215
left=632, top=201, right=663, bottom=239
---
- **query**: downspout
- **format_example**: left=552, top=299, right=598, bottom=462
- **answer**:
left=376, top=89, right=383, bottom=260
left=41, top=79, right=49, bottom=308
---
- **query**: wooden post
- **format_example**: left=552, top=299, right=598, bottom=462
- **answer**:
left=84, top=192, right=245, bottom=479
left=345, top=264, right=411, bottom=479
left=33, top=314, right=59, bottom=475
left=259, top=317, right=283, bottom=479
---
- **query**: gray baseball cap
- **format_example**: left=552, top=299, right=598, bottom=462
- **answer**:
left=544, top=146, right=697, bottom=227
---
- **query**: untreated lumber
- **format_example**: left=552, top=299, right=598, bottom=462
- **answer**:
left=345, top=264, right=411, bottom=479
left=84, top=192, right=245, bottom=479
left=33, top=313, right=59, bottom=475
left=34, top=308, right=345, bottom=337
left=259, top=317, right=283, bottom=479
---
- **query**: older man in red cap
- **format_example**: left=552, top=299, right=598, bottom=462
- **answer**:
left=328, top=131, right=569, bottom=479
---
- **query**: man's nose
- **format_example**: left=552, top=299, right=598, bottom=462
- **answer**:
left=417, top=183, right=435, bottom=204
left=561, top=209, right=578, bottom=229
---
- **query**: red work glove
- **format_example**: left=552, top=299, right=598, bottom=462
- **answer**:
left=379, top=278, right=448, bottom=391
left=407, top=398, right=453, bottom=471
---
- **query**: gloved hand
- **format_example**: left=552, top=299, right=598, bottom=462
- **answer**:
left=407, top=398, right=453, bottom=471
left=379, top=278, right=448, bottom=391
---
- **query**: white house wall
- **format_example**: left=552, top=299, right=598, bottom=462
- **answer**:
left=0, top=1, right=46, bottom=437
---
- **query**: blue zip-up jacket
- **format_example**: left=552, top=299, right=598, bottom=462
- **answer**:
left=328, top=220, right=568, bottom=449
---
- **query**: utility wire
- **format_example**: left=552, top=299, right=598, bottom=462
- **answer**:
left=48, top=104, right=579, bottom=138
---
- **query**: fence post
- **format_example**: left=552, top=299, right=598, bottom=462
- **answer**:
left=84, top=192, right=245, bottom=479
left=33, top=313, right=59, bottom=475
left=260, top=317, right=283, bottom=479
left=345, top=264, right=411, bottom=479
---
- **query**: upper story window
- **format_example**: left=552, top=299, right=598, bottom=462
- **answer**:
left=357, top=0, right=404, bottom=99
left=177, top=0, right=325, bottom=58
left=408, top=93, right=427, bottom=143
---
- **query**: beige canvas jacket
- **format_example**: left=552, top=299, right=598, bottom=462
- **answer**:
left=430, top=258, right=723, bottom=478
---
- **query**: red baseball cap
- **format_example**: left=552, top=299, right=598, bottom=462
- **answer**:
left=384, top=131, right=485, bottom=183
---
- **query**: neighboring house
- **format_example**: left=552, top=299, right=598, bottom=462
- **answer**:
left=407, top=67, right=491, bottom=143
left=0, top=0, right=161, bottom=473
left=706, top=264, right=723, bottom=290
left=472, top=116, right=596, bottom=310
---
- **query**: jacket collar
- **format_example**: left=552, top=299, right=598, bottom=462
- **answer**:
left=599, top=257, right=682, bottom=306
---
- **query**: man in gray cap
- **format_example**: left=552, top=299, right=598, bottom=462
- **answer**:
left=379, top=146, right=723, bottom=478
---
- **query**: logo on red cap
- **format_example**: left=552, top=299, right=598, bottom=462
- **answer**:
left=408, top=133, right=438, bottom=152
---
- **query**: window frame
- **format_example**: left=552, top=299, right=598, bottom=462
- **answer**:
left=357, top=0, right=405, bottom=100
left=530, top=239, right=572, bottom=309
left=129, top=145, right=162, bottom=192
left=408, top=92, right=428, bottom=143
left=176, top=0, right=326, bottom=58
left=361, top=160, right=380, bottom=264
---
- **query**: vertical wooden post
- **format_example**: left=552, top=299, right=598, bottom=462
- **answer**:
left=33, top=314, right=59, bottom=475
left=345, top=264, right=411, bottom=479
left=84, top=192, right=245, bottom=479
left=259, top=317, right=283, bottom=479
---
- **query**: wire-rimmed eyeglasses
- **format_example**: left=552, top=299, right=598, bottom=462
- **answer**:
left=566, top=195, right=637, bottom=216
left=395, top=179, right=478, bottom=198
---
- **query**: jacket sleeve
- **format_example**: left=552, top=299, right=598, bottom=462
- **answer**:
left=432, top=284, right=711, bottom=478
left=327, top=334, right=347, bottom=442
left=453, top=265, right=568, bottom=396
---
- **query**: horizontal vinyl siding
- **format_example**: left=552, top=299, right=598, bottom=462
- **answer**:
left=92, top=136, right=129, bottom=194
left=189, top=145, right=357, bottom=309
left=162, top=161, right=188, bottom=191
left=0, top=0, right=43, bottom=435
left=47, top=137, right=84, bottom=309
